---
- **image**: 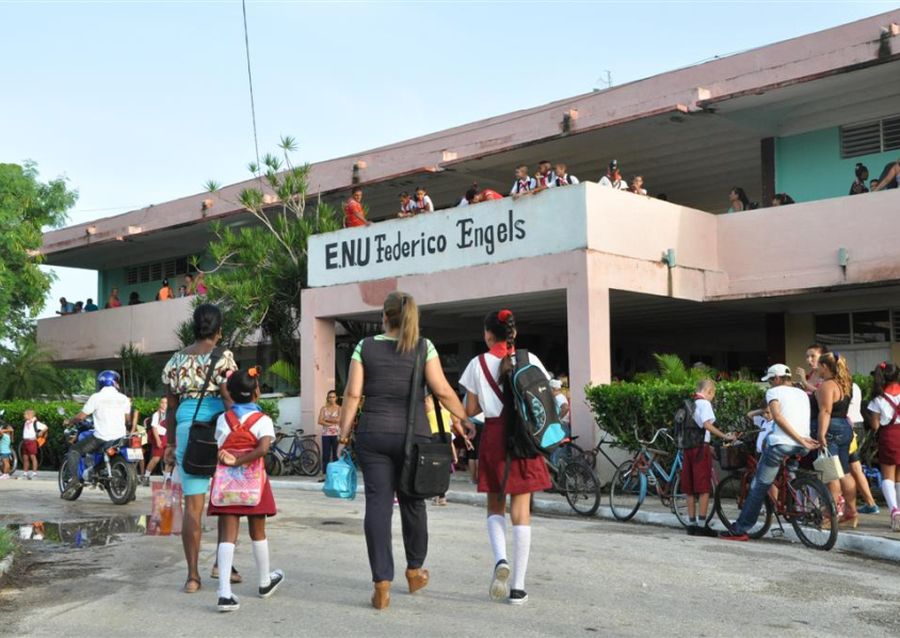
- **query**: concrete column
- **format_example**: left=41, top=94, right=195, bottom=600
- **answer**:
left=300, top=289, right=336, bottom=436
left=566, top=254, right=611, bottom=448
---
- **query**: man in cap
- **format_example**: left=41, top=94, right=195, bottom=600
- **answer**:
left=719, top=364, right=818, bottom=541
left=598, top=159, right=628, bottom=190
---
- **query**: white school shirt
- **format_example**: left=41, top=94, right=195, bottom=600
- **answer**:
left=867, top=391, right=900, bottom=427
left=765, top=385, right=810, bottom=446
left=81, top=386, right=131, bottom=441
left=509, top=177, right=537, bottom=196
left=150, top=410, right=167, bottom=439
left=214, top=411, right=276, bottom=448
left=752, top=415, right=774, bottom=453
left=414, top=195, right=434, bottom=213
left=459, top=351, right=551, bottom=418
left=548, top=174, right=579, bottom=188
left=22, top=418, right=47, bottom=440
left=692, top=398, right=714, bottom=444
left=457, top=197, right=470, bottom=207
left=400, top=200, right=417, bottom=215
left=848, top=383, right=863, bottom=424
left=598, top=175, right=628, bottom=190
left=554, top=393, right=570, bottom=425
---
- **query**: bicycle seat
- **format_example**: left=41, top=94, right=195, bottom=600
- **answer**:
left=293, top=428, right=305, bottom=436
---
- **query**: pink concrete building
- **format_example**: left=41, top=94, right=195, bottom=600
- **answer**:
left=39, top=12, right=900, bottom=446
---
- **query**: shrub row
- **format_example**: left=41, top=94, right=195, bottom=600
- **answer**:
left=0, top=398, right=279, bottom=470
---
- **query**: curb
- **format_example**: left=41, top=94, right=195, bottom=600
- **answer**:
left=270, top=479, right=900, bottom=562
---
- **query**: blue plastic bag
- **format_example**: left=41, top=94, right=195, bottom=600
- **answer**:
left=323, top=449, right=357, bottom=500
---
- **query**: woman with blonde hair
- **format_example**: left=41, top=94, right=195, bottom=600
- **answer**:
left=337, top=291, right=472, bottom=610
left=815, top=351, right=858, bottom=527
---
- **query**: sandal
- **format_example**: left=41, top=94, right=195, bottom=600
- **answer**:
left=183, top=577, right=202, bottom=594
left=210, top=565, right=243, bottom=584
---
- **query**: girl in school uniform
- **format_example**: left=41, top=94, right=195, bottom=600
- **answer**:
left=459, top=309, right=552, bottom=606
left=209, top=367, right=284, bottom=612
left=866, top=362, right=900, bottom=531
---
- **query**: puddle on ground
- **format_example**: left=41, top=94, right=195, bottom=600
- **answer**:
left=5, top=516, right=147, bottom=549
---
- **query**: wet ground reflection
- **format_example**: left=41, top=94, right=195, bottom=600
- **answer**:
left=5, top=516, right=147, bottom=548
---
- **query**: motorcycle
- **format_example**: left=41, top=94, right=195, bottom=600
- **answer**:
left=57, top=408, right=141, bottom=505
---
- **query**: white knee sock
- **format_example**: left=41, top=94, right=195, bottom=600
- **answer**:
left=252, top=539, right=271, bottom=587
left=217, top=543, right=235, bottom=599
left=895, top=482, right=900, bottom=513
left=486, top=515, right=507, bottom=564
left=881, top=480, right=897, bottom=512
left=511, top=525, right=532, bottom=591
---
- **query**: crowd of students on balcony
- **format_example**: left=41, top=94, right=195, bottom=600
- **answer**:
left=55, top=273, right=208, bottom=317
left=341, top=153, right=900, bottom=228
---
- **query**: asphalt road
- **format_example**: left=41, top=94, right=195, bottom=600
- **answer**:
left=2, top=479, right=899, bottom=638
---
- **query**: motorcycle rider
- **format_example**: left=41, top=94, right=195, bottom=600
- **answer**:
left=63, top=370, right=131, bottom=496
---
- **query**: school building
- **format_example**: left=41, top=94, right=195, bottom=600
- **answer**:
left=38, top=11, right=900, bottom=444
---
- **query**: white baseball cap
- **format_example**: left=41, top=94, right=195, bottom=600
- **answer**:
left=761, top=363, right=792, bottom=382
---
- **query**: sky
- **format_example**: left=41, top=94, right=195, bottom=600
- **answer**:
left=1, top=0, right=893, bottom=318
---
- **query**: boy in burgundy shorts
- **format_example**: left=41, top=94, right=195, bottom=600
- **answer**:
left=683, top=379, right=735, bottom=536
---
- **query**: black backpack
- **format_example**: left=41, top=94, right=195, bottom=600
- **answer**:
left=673, top=398, right=705, bottom=449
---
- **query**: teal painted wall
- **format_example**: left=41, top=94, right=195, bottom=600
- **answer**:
left=97, top=255, right=214, bottom=308
left=775, top=127, right=898, bottom=203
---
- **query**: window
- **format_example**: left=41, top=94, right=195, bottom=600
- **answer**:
left=123, top=256, right=196, bottom=285
left=815, top=310, right=895, bottom=345
left=840, top=115, right=900, bottom=158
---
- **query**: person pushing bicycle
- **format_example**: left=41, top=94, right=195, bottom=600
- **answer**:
left=719, top=364, right=818, bottom=541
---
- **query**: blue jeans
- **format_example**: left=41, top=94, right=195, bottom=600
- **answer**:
left=821, top=418, right=853, bottom=474
left=734, top=443, right=806, bottom=534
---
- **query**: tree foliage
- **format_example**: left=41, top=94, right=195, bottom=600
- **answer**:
left=0, top=331, right=70, bottom=400
left=195, top=137, right=341, bottom=367
left=0, top=162, right=77, bottom=341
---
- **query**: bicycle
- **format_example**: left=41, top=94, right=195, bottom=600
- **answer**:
left=544, top=441, right=602, bottom=517
left=713, top=435, right=838, bottom=551
left=563, top=427, right=624, bottom=489
left=265, top=426, right=321, bottom=476
left=608, top=428, right=716, bottom=527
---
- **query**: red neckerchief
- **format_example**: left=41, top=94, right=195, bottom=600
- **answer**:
left=693, top=394, right=706, bottom=401
left=885, top=383, right=900, bottom=395
left=488, top=342, right=513, bottom=359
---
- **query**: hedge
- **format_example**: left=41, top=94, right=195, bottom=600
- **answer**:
left=586, top=374, right=875, bottom=454
left=0, top=398, right=279, bottom=470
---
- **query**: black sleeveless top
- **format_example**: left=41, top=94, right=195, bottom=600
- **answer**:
left=829, top=392, right=851, bottom=419
left=356, top=337, right=430, bottom=437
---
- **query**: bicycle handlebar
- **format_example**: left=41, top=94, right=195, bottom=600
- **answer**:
left=635, top=427, right=672, bottom=447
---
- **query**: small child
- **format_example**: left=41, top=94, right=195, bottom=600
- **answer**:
left=414, top=186, right=435, bottom=214
left=398, top=192, right=417, bottom=218
left=209, top=367, right=284, bottom=612
left=0, top=423, right=14, bottom=479
left=684, top=379, right=735, bottom=536
left=21, top=409, right=48, bottom=479
left=510, top=165, right=537, bottom=199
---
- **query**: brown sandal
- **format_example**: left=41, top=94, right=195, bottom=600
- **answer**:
left=183, top=577, right=202, bottom=594
left=210, top=565, right=243, bottom=584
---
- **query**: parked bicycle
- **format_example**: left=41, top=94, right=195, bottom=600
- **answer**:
left=714, top=434, right=837, bottom=550
left=265, top=425, right=320, bottom=476
left=609, top=427, right=715, bottom=527
left=545, top=442, right=602, bottom=517
left=563, top=427, right=624, bottom=489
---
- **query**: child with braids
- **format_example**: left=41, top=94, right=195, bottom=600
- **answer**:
left=459, top=309, right=552, bottom=605
left=866, top=362, right=900, bottom=530
left=209, top=366, right=284, bottom=612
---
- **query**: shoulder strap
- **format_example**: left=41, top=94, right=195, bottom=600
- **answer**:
left=882, top=394, right=900, bottom=426
left=190, top=346, right=223, bottom=424
left=403, top=339, right=428, bottom=459
left=479, top=354, right=504, bottom=402
left=515, top=349, right=529, bottom=371
left=224, top=411, right=242, bottom=432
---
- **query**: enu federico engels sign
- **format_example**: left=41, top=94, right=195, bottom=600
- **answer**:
left=307, top=185, right=589, bottom=287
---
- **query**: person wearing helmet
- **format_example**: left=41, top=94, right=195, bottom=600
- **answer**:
left=63, top=370, right=131, bottom=493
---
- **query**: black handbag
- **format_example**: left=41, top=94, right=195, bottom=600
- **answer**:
left=182, top=347, right=224, bottom=477
left=398, top=339, right=453, bottom=499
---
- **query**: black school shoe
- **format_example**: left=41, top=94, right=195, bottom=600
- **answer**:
left=699, top=526, right=718, bottom=538
left=509, top=589, right=528, bottom=605
left=217, top=595, right=240, bottom=612
left=259, top=569, right=285, bottom=598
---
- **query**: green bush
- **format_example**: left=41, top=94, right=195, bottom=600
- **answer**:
left=585, top=380, right=766, bottom=454
left=0, top=528, right=14, bottom=561
left=0, top=397, right=280, bottom=469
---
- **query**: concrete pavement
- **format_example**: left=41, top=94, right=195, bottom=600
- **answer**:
left=3, top=478, right=900, bottom=637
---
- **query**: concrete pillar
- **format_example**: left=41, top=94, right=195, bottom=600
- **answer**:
left=566, top=255, right=611, bottom=448
left=300, top=289, right=336, bottom=436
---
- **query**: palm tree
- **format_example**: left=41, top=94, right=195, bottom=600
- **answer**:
left=0, top=335, right=67, bottom=400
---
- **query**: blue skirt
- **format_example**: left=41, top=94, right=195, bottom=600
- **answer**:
left=175, top=397, right=225, bottom=496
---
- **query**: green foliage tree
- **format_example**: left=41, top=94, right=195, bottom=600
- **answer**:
left=0, top=331, right=69, bottom=400
left=184, top=137, right=341, bottom=368
left=118, top=343, right=163, bottom=398
left=0, top=162, right=77, bottom=341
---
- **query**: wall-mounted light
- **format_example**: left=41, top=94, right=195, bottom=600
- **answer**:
left=662, top=248, right=676, bottom=268
left=838, top=247, right=849, bottom=269
left=85, top=225, right=97, bottom=236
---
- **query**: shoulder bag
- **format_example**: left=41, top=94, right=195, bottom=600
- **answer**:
left=398, top=339, right=453, bottom=499
left=182, top=347, right=224, bottom=477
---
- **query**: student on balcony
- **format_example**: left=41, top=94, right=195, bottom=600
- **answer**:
left=726, top=187, right=750, bottom=213
left=413, top=187, right=434, bottom=214
left=849, top=163, right=869, bottom=195
left=534, top=160, right=554, bottom=191
left=129, top=291, right=143, bottom=305
left=510, top=165, right=537, bottom=200
left=105, top=288, right=122, bottom=309
left=872, top=159, right=900, bottom=192
left=598, top=159, right=628, bottom=190
left=397, top=192, right=417, bottom=218
left=344, top=187, right=371, bottom=228
left=548, top=163, right=579, bottom=188
left=157, top=279, right=175, bottom=301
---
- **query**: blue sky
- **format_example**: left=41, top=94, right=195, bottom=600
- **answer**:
left=2, top=1, right=892, bottom=317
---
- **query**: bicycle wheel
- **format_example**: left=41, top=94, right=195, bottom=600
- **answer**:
left=9, top=449, right=19, bottom=475
left=300, top=437, right=320, bottom=457
left=264, top=453, right=283, bottom=477
left=787, top=475, right=838, bottom=551
left=562, top=459, right=601, bottom=517
left=609, top=459, right=645, bottom=522
left=714, top=474, right=771, bottom=539
left=672, top=475, right=717, bottom=528
left=294, top=449, right=320, bottom=476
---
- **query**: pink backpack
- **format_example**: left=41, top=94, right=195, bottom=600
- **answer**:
left=210, top=412, right=266, bottom=507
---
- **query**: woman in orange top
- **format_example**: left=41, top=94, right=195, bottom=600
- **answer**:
left=158, top=279, right=175, bottom=301
left=344, top=187, right=370, bottom=228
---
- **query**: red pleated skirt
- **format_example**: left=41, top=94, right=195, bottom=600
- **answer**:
left=478, top=415, right=551, bottom=495
left=879, top=426, right=900, bottom=466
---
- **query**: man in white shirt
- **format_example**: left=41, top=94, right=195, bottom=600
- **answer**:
left=64, top=370, right=131, bottom=490
left=598, top=159, right=628, bottom=190
left=720, top=364, right=817, bottom=541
